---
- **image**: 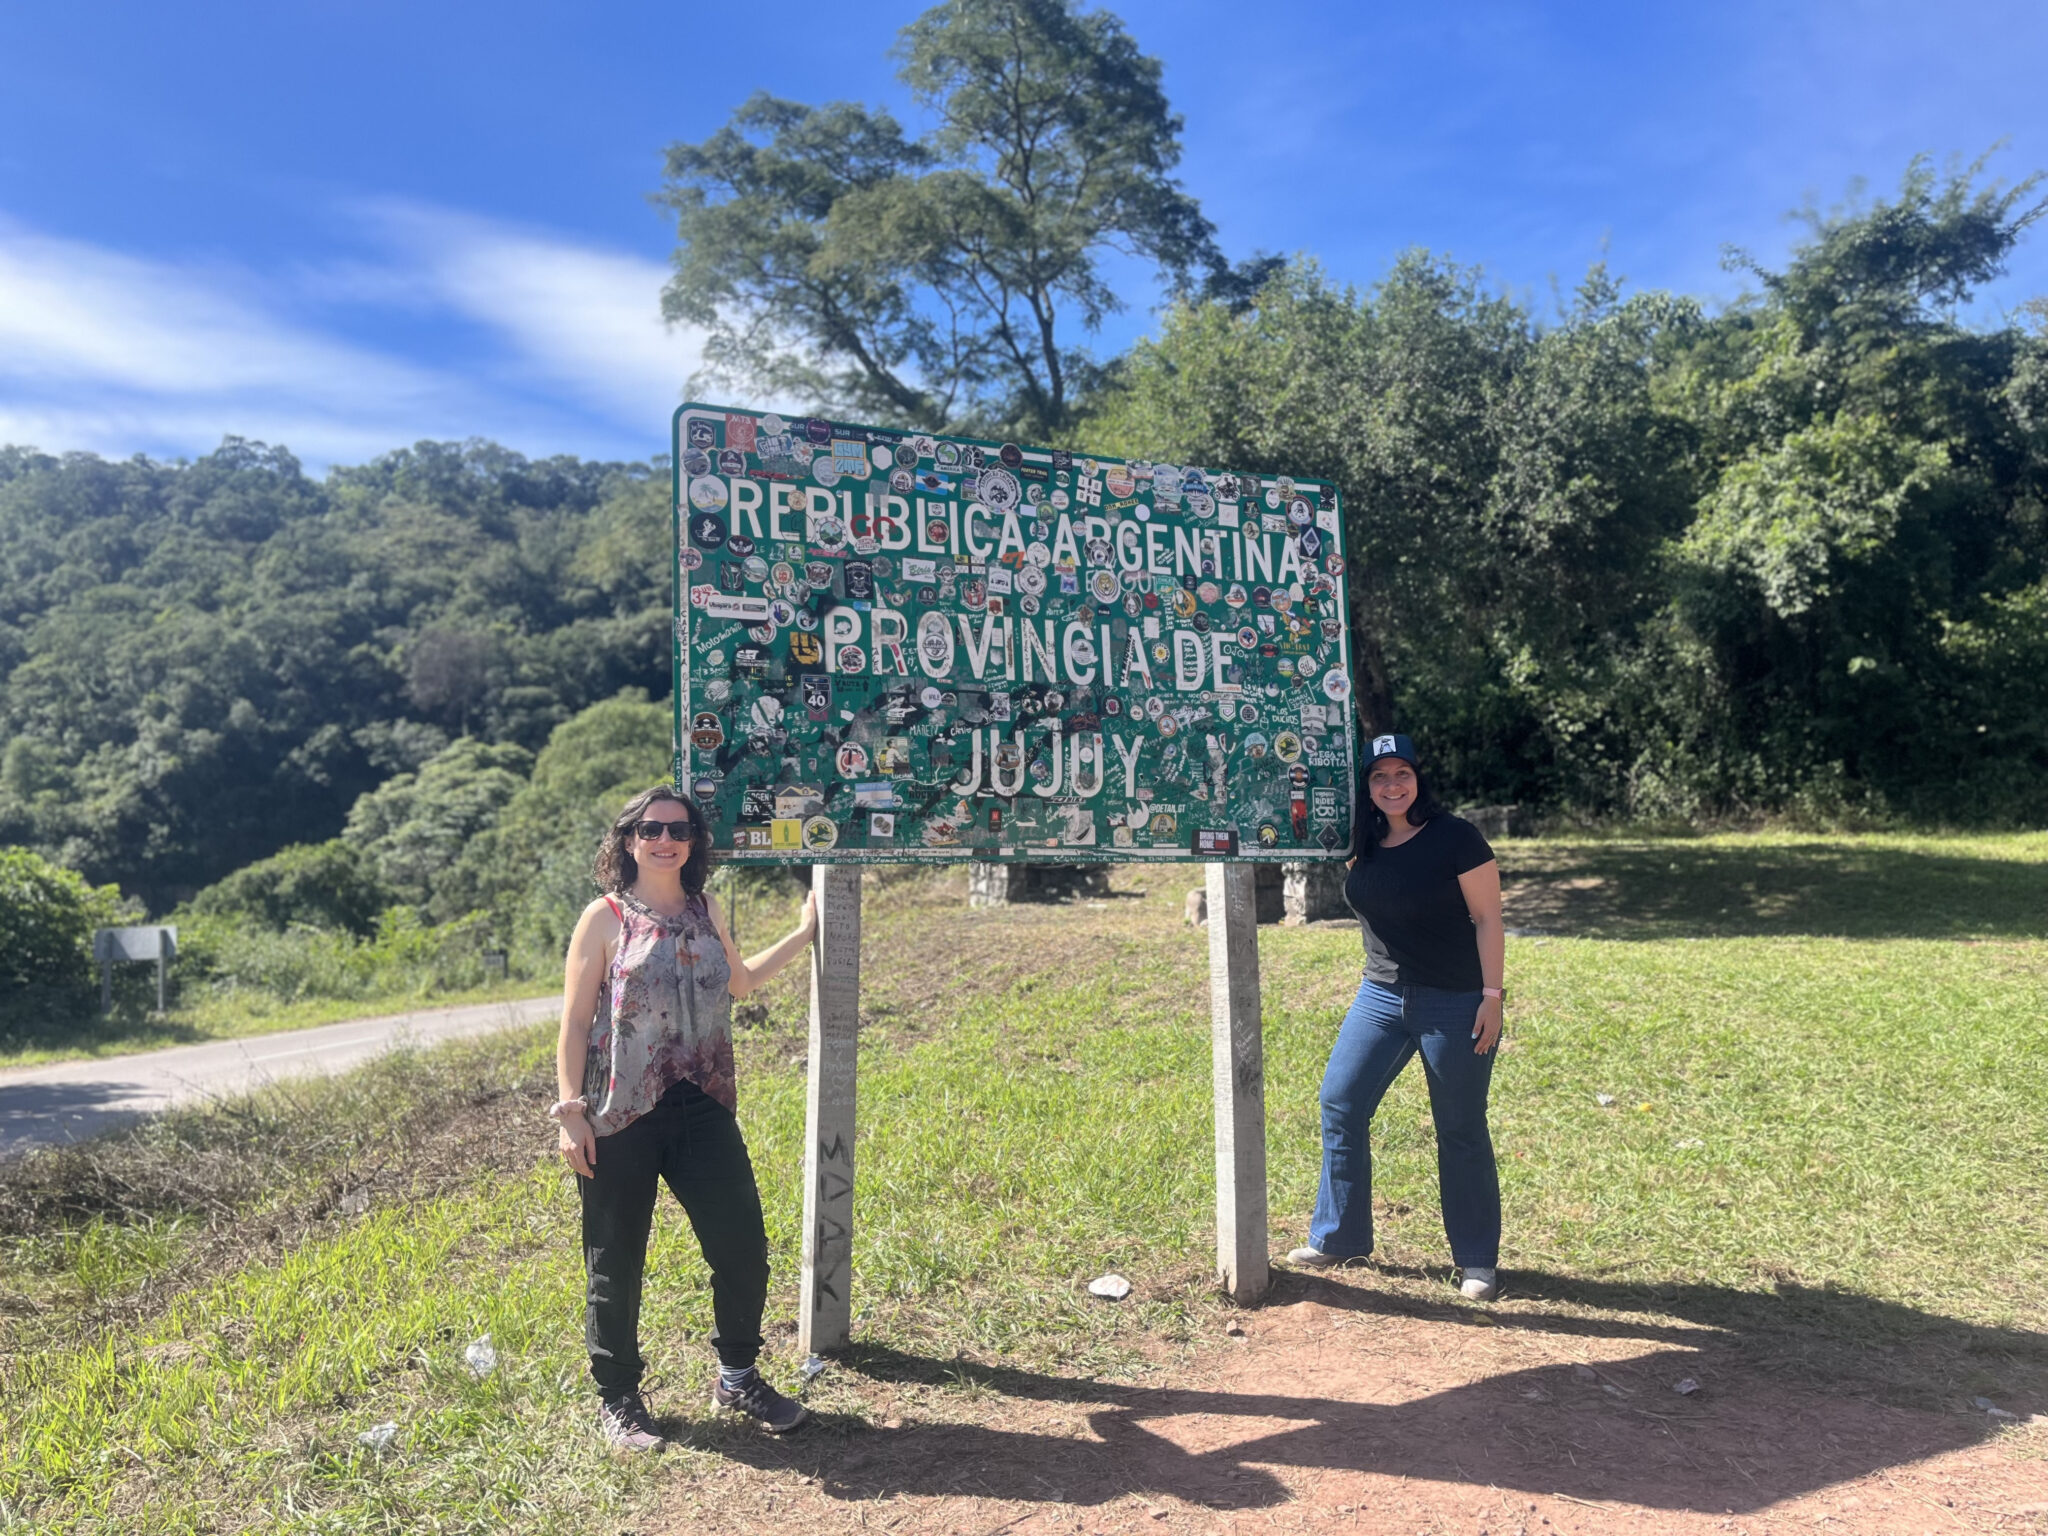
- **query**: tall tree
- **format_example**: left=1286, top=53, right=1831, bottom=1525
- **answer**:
left=659, top=0, right=1225, bottom=439
left=1662, top=156, right=2048, bottom=816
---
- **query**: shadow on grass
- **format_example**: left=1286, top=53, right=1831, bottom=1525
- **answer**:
left=1499, top=840, right=2048, bottom=940
left=699, top=1270, right=2045, bottom=1516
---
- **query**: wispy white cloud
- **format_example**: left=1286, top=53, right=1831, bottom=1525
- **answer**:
left=0, top=206, right=716, bottom=469
left=358, top=200, right=711, bottom=427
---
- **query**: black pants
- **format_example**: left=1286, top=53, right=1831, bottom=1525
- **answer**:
left=578, top=1077, right=769, bottom=1397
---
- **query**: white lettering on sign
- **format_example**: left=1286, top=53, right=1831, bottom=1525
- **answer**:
left=1211, top=633, right=1240, bottom=693
left=729, top=477, right=764, bottom=536
left=958, top=614, right=1002, bottom=679
left=1123, top=629, right=1153, bottom=686
left=871, top=608, right=909, bottom=676
left=1062, top=621, right=1097, bottom=683
left=917, top=611, right=955, bottom=677
left=823, top=608, right=863, bottom=671
left=677, top=407, right=1357, bottom=868
left=769, top=482, right=799, bottom=540
left=1111, top=732, right=1145, bottom=798
left=1021, top=619, right=1055, bottom=682
left=1116, top=522, right=1143, bottom=571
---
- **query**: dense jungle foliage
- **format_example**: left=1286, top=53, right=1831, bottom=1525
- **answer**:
left=0, top=442, right=672, bottom=913
left=1, top=159, right=2044, bottom=1030
left=1089, top=163, right=2048, bottom=825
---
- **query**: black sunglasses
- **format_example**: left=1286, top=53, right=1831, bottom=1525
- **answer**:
left=631, top=818, right=695, bottom=842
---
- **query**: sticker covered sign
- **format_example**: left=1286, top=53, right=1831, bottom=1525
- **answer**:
left=672, top=403, right=1355, bottom=863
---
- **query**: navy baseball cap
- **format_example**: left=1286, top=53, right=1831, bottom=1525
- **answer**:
left=1363, top=732, right=1418, bottom=768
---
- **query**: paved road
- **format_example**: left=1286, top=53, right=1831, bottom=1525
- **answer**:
left=0, top=995, right=559, bottom=1161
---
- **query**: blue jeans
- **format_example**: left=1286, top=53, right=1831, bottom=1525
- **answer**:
left=1309, top=977, right=1500, bottom=1267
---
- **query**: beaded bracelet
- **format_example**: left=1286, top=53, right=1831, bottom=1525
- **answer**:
left=548, top=1099, right=588, bottom=1122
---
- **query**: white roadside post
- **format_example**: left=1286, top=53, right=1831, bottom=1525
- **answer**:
left=799, top=864, right=863, bottom=1354
left=1207, top=861, right=1270, bottom=1304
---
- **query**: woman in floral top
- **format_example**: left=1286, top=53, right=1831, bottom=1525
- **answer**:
left=552, top=785, right=817, bottom=1449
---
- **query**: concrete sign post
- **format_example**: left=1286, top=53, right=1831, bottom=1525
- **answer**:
left=798, top=864, right=863, bottom=1354
left=1206, top=863, right=1269, bottom=1303
left=673, top=404, right=1356, bottom=1340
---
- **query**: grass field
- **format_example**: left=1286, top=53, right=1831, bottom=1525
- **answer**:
left=0, top=832, right=2043, bottom=1533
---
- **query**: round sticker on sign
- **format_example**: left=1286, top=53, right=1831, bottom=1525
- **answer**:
left=1322, top=668, right=1352, bottom=702
left=838, top=645, right=867, bottom=674
left=803, top=815, right=839, bottom=852
left=836, top=742, right=869, bottom=778
left=687, top=476, right=727, bottom=511
left=976, top=466, right=1022, bottom=513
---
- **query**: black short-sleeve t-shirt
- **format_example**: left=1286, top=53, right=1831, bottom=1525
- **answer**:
left=1343, top=814, right=1496, bottom=990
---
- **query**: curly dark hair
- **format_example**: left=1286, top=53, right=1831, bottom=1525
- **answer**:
left=593, top=786, right=711, bottom=896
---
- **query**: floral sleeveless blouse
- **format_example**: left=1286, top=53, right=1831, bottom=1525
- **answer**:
left=580, top=889, right=735, bottom=1134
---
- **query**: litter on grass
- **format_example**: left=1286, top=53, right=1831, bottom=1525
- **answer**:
left=1595, top=1094, right=1616, bottom=1107
left=358, top=1421, right=398, bottom=1452
left=1088, top=1273, right=1133, bottom=1300
left=1674, top=1377, right=1701, bottom=1395
left=800, top=1355, right=828, bottom=1382
left=464, top=1335, right=497, bottom=1378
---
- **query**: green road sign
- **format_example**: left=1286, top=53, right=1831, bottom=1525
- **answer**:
left=672, top=403, right=1356, bottom=863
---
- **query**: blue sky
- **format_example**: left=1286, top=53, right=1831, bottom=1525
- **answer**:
left=2, top=0, right=2043, bottom=471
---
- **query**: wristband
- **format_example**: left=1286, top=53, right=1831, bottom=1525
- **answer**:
left=548, top=1099, right=589, bottom=1122
left=1482, top=987, right=1507, bottom=1002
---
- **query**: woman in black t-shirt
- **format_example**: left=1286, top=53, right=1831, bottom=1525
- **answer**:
left=1285, top=733, right=1508, bottom=1301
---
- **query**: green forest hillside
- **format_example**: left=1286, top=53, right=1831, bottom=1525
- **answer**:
left=0, top=440, right=672, bottom=910
left=1, top=162, right=2046, bottom=999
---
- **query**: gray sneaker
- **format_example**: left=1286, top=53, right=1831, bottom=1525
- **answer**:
left=711, top=1371, right=809, bottom=1434
left=1285, top=1245, right=1343, bottom=1268
left=1458, top=1266, right=1499, bottom=1301
left=597, top=1390, right=665, bottom=1452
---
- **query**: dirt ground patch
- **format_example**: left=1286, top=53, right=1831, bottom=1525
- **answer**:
left=647, top=1265, right=2048, bottom=1536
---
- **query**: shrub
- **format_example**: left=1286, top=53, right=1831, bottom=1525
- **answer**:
left=184, top=840, right=391, bottom=936
left=0, top=847, right=126, bottom=1019
left=174, top=908, right=500, bottom=1004
left=341, top=737, right=534, bottom=914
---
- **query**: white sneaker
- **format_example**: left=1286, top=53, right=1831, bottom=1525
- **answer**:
left=1285, top=1245, right=1343, bottom=1268
left=1458, top=1266, right=1498, bottom=1301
